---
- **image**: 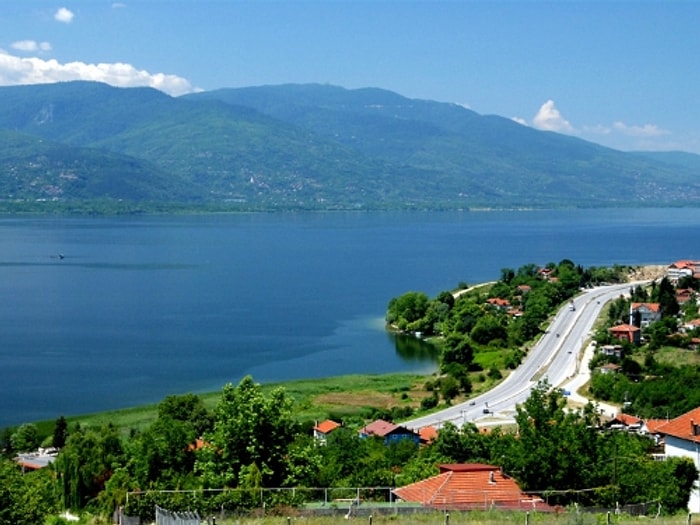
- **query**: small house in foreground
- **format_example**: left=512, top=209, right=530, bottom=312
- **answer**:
left=392, top=463, right=552, bottom=511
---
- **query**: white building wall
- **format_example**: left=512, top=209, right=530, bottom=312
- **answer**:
left=664, top=435, right=700, bottom=512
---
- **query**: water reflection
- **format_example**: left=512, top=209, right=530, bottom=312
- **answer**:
left=390, top=332, right=440, bottom=363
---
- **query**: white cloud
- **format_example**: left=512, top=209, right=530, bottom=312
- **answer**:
left=532, top=100, right=574, bottom=133
left=511, top=116, right=528, bottom=126
left=55, top=7, right=75, bottom=23
left=612, top=121, right=669, bottom=138
left=11, top=40, right=52, bottom=53
left=112, top=2, right=127, bottom=8
left=0, top=51, right=199, bottom=96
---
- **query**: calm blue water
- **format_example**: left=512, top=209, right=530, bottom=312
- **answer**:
left=1, top=208, right=699, bottom=427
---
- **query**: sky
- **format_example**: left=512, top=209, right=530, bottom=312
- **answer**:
left=1, top=1, right=699, bottom=153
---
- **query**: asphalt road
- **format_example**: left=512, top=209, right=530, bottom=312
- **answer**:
left=403, top=282, right=645, bottom=431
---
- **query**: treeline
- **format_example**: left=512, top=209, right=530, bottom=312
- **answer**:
left=2, top=378, right=696, bottom=524
left=386, top=260, right=632, bottom=404
left=589, top=275, right=700, bottom=418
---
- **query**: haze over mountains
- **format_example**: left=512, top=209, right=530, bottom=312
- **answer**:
left=0, top=81, right=698, bottom=211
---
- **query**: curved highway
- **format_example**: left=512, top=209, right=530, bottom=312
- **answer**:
left=403, top=282, right=645, bottom=430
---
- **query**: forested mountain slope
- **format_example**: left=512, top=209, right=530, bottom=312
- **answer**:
left=1, top=81, right=698, bottom=211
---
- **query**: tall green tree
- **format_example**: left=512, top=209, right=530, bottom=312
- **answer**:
left=54, top=424, right=124, bottom=509
left=53, top=416, right=68, bottom=449
left=195, top=376, right=298, bottom=488
left=509, top=380, right=603, bottom=492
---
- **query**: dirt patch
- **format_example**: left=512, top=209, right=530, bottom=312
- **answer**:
left=315, top=387, right=433, bottom=410
left=628, top=264, right=666, bottom=281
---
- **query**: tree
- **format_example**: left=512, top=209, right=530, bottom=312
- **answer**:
left=0, top=459, right=58, bottom=525
left=439, top=376, right=460, bottom=403
left=129, top=417, right=198, bottom=487
left=53, top=416, right=68, bottom=449
left=654, top=277, right=679, bottom=317
left=157, top=393, right=212, bottom=436
left=10, top=424, right=39, bottom=453
left=195, top=376, right=298, bottom=488
left=510, top=380, right=603, bottom=492
left=54, top=424, right=124, bottom=509
left=386, top=291, right=430, bottom=331
left=470, top=314, right=507, bottom=345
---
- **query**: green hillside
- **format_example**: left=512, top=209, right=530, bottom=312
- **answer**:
left=0, top=81, right=698, bottom=212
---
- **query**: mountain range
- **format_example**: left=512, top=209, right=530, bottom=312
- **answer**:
left=0, top=81, right=698, bottom=212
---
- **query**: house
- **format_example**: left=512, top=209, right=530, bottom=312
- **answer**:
left=392, top=463, right=552, bottom=511
left=641, top=418, right=669, bottom=446
left=608, top=323, right=641, bottom=344
left=676, top=288, right=695, bottom=305
left=629, top=302, right=661, bottom=327
left=418, top=425, right=438, bottom=445
left=14, top=448, right=58, bottom=472
left=682, top=318, right=700, bottom=334
left=599, top=362, right=621, bottom=375
left=656, top=406, right=700, bottom=512
left=598, top=344, right=624, bottom=359
left=667, top=260, right=700, bottom=283
left=486, top=297, right=511, bottom=310
left=605, top=413, right=642, bottom=432
left=358, top=419, right=420, bottom=446
left=313, top=419, right=341, bottom=444
left=537, top=268, right=554, bottom=280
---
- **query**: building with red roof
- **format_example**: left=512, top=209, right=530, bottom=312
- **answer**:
left=393, top=463, right=552, bottom=511
left=418, top=425, right=438, bottom=445
left=629, top=302, right=661, bottom=327
left=656, top=406, right=700, bottom=512
left=667, top=260, right=700, bottom=283
left=313, top=419, right=341, bottom=443
left=358, top=419, right=420, bottom=446
left=608, top=323, right=641, bottom=344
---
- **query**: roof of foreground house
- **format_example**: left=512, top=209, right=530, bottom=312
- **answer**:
left=657, top=406, right=700, bottom=444
left=393, top=463, right=553, bottom=511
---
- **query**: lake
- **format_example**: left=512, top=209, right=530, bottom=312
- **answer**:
left=1, top=208, right=699, bottom=428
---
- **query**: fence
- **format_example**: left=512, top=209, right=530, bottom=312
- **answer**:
left=120, top=487, right=665, bottom=522
left=155, top=506, right=201, bottom=525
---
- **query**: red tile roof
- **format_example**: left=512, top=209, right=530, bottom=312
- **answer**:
left=487, top=297, right=511, bottom=307
left=393, top=464, right=552, bottom=511
left=644, top=418, right=670, bottom=434
left=609, top=323, right=640, bottom=333
left=359, top=419, right=399, bottom=437
left=631, top=302, right=661, bottom=312
left=314, top=419, right=341, bottom=434
left=657, top=406, right=700, bottom=444
left=610, top=413, right=641, bottom=426
left=419, top=426, right=438, bottom=444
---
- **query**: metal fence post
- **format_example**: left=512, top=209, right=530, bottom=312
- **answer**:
left=444, top=512, right=449, bottom=525
left=525, top=511, right=529, bottom=525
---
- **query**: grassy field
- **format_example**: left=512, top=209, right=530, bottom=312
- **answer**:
left=40, top=368, right=517, bottom=438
